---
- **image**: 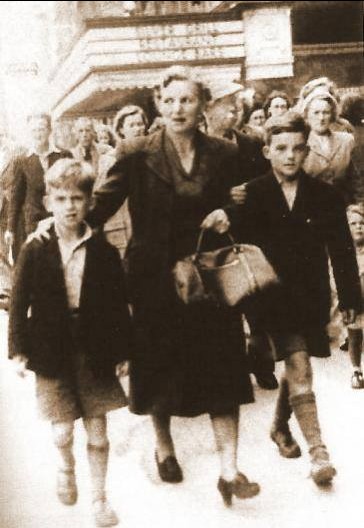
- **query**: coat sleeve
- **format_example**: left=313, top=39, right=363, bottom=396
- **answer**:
left=325, top=187, right=362, bottom=312
left=7, top=157, right=25, bottom=234
left=8, top=242, right=34, bottom=359
left=106, top=245, right=134, bottom=361
left=87, top=156, right=130, bottom=228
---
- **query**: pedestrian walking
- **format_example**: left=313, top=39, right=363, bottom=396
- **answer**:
left=8, top=158, right=133, bottom=526
left=203, top=111, right=361, bottom=486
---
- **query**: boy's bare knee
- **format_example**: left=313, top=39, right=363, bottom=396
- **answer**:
left=52, top=422, right=74, bottom=448
left=285, top=351, right=313, bottom=394
left=83, top=417, right=108, bottom=448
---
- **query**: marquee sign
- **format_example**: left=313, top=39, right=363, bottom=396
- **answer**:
left=89, top=19, right=244, bottom=66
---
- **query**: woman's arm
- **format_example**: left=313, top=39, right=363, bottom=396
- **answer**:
left=87, top=157, right=130, bottom=228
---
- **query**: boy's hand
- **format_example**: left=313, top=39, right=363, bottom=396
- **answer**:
left=116, top=361, right=129, bottom=378
left=230, top=183, right=247, bottom=205
left=342, top=309, right=357, bottom=326
left=26, top=217, right=54, bottom=243
left=201, top=209, right=230, bottom=234
left=4, top=230, right=14, bottom=246
left=12, top=355, right=28, bottom=378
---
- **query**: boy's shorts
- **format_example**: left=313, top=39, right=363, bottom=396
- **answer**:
left=35, top=314, right=127, bottom=423
left=267, top=332, right=307, bottom=362
left=267, top=327, right=331, bottom=362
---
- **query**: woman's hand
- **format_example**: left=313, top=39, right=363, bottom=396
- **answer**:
left=26, top=217, right=54, bottom=243
left=116, top=361, right=129, bottom=378
left=342, top=309, right=357, bottom=326
left=4, top=230, right=14, bottom=246
left=12, top=355, right=28, bottom=378
left=201, top=209, right=230, bottom=234
left=230, top=183, right=247, bottom=205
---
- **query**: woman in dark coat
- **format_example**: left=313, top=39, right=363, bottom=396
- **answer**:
left=87, top=66, right=258, bottom=504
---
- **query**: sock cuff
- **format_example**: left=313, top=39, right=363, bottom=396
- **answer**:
left=87, top=442, right=110, bottom=453
left=289, top=391, right=315, bottom=407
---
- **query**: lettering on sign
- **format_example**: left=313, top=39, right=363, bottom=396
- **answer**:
left=132, top=20, right=243, bottom=64
left=4, top=62, right=39, bottom=77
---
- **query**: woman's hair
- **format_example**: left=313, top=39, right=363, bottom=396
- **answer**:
left=96, top=124, right=116, bottom=146
left=245, top=102, right=265, bottom=125
left=264, top=111, right=310, bottom=145
left=263, top=90, right=291, bottom=117
left=154, top=65, right=211, bottom=107
left=113, top=105, right=148, bottom=137
left=302, top=92, right=338, bottom=123
left=298, top=77, right=338, bottom=103
left=347, top=204, right=364, bottom=220
left=45, top=158, right=95, bottom=195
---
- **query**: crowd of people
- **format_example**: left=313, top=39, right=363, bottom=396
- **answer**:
left=0, top=67, right=363, bottom=527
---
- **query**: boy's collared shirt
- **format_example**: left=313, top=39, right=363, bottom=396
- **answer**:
left=55, top=222, right=93, bottom=309
left=273, top=173, right=299, bottom=210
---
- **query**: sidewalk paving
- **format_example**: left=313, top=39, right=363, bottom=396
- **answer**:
left=0, top=309, right=363, bottom=528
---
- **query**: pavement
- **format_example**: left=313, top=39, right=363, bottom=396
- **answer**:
left=0, top=308, right=363, bottom=528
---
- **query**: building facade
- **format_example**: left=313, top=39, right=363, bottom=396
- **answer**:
left=44, top=1, right=363, bottom=145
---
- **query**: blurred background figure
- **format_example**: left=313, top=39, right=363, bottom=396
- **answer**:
left=71, top=117, right=107, bottom=176
left=302, top=91, right=357, bottom=204
left=96, top=124, right=116, bottom=150
left=264, top=90, right=291, bottom=119
left=340, top=94, right=364, bottom=203
left=296, top=77, right=354, bottom=134
left=242, top=103, right=266, bottom=140
left=96, top=105, right=148, bottom=259
left=0, top=125, right=13, bottom=309
left=5, top=113, right=71, bottom=258
left=113, top=105, right=148, bottom=140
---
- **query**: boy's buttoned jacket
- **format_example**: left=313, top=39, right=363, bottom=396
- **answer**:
left=9, top=230, right=133, bottom=379
left=229, top=170, right=362, bottom=332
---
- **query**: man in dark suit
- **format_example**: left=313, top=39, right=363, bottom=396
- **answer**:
left=6, top=113, right=72, bottom=254
left=202, top=112, right=362, bottom=486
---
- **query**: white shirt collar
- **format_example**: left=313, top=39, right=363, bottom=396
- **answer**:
left=54, top=222, right=93, bottom=250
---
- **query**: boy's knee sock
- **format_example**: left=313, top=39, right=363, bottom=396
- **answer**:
left=272, top=377, right=292, bottom=431
left=289, top=391, right=324, bottom=450
left=87, top=442, right=109, bottom=502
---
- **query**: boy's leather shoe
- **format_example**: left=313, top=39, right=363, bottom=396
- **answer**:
left=309, top=445, right=336, bottom=486
left=57, top=468, right=77, bottom=505
left=255, top=372, right=279, bottom=390
left=271, top=427, right=301, bottom=458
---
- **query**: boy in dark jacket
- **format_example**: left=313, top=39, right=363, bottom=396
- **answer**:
left=9, top=158, right=133, bottom=527
left=202, top=112, right=361, bottom=486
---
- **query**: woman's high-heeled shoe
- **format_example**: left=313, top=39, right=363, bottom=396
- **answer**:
left=217, top=472, right=260, bottom=507
left=155, top=451, right=183, bottom=483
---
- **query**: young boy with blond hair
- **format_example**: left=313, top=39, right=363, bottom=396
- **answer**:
left=9, top=158, right=133, bottom=527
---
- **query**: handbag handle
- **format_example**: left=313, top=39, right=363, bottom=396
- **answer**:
left=195, top=229, right=237, bottom=256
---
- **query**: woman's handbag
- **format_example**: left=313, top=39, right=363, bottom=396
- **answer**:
left=173, top=230, right=279, bottom=307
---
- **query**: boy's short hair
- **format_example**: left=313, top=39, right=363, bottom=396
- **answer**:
left=45, top=158, right=95, bottom=195
left=347, top=204, right=364, bottom=220
left=264, top=111, right=310, bottom=145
